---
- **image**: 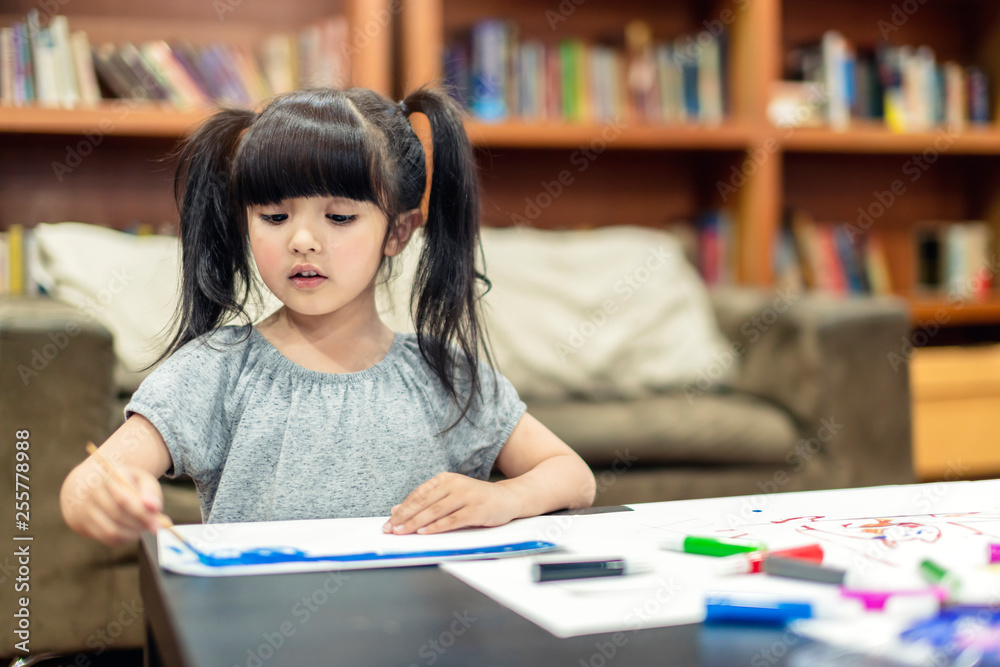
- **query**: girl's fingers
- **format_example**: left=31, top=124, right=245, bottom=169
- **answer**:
left=128, top=468, right=164, bottom=515
left=88, top=505, right=139, bottom=546
left=105, top=474, right=157, bottom=530
left=92, top=476, right=151, bottom=534
left=389, top=481, right=451, bottom=528
left=391, top=495, right=463, bottom=535
left=414, top=508, right=472, bottom=535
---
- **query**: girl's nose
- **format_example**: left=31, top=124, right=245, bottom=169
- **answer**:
left=289, top=223, right=320, bottom=254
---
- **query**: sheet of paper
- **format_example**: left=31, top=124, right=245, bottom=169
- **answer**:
left=443, top=550, right=718, bottom=637
left=439, top=480, right=1000, bottom=638
left=156, top=509, right=645, bottom=577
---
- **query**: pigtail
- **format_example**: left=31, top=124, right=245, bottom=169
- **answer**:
left=150, top=107, right=257, bottom=367
left=400, top=87, right=497, bottom=429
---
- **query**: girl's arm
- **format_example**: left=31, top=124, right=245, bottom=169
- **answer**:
left=60, top=414, right=174, bottom=545
left=384, top=412, right=596, bottom=535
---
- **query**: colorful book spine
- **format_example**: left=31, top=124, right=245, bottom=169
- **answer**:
left=0, top=27, right=14, bottom=105
left=7, top=223, right=23, bottom=296
left=470, top=20, right=508, bottom=122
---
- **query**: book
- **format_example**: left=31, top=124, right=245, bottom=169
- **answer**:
left=696, top=210, right=734, bottom=286
left=914, top=225, right=943, bottom=291
left=92, top=43, right=139, bottom=99
left=26, top=11, right=59, bottom=107
left=864, top=233, right=892, bottom=295
left=49, top=16, right=80, bottom=107
left=697, top=33, right=723, bottom=125
left=7, top=223, right=23, bottom=296
left=1, top=27, right=14, bottom=105
left=12, top=22, right=35, bottom=103
left=70, top=31, right=101, bottom=104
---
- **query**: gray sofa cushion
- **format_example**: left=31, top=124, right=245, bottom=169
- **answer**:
left=525, top=392, right=799, bottom=466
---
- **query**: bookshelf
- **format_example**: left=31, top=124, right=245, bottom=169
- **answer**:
left=3, top=0, right=1000, bottom=328
left=0, top=0, right=391, bottom=231
left=394, top=0, right=1000, bottom=329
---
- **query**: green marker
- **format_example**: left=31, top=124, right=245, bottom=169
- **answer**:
left=661, top=535, right=765, bottom=557
left=919, top=558, right=961, bottom=595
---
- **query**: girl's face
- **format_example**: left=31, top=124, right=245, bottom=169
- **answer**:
left=248, top=195, right=400, bottom=321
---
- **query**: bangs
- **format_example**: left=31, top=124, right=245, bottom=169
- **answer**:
left=233, top=92, right=388, bottom=210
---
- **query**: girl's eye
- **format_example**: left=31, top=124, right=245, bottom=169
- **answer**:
left=260, top=213, right=287, bottom=223
left=327, top=214, right=357, bottom=224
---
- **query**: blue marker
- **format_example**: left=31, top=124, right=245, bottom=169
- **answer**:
left=704, top=592, right=863, bottom=626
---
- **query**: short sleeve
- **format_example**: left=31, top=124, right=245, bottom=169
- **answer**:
left=123, top=328, right=242, bottom=481
left=442, top=357, right=527, bottom=480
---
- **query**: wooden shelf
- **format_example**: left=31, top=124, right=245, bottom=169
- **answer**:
left=464, top=120, right=755, bottom=151
left=0, top=105, right=758, bottom=151
left=782, top=123, right=1000, bottom=155
left=10, top=105, right=1000, bottom=157
left=0, top=104, right=214, bottom=137
left=909, top=297, right=1000, bottom=327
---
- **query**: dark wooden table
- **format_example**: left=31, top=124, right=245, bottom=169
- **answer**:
left=138, top=531, right=836, bottom=667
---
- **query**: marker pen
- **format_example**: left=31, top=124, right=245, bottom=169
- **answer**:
left=713, top=544, right=824, bottom=574
left=764, top=558, right=929, bottom=591
left=841, top=586, right=946, bottom=613
left=532, top=558, right=654, bottom=583
left=763, top=557, right=846, bottom=584
left=919, top=558, right=962, bottom=595
left=661, top=535, right=766, bottom=558
left=704, top=591, right=863, bottom=626
left=916, top=557, right=1000, bottom=605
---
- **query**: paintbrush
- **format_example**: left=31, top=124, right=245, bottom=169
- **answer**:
left=85, top=442, right=199, bottom=553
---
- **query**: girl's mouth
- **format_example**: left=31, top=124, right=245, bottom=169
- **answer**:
left=290, top=272, right=326, bottom=288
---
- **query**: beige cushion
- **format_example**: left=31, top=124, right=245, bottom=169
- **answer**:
left=379, top=226, right=736, bottom=400
left=31, top=222, right=281, bottom=393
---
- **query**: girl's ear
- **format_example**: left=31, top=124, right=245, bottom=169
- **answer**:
left=385, top=208, right=424, bottom=257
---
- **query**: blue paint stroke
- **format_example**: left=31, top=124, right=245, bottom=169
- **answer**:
left=170, top=540, right=560, bottom=568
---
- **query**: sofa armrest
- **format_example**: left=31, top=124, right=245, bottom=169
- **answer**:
left=0, top=295, right=134, bottom=655
left=710, top=288, right=914, bottom=490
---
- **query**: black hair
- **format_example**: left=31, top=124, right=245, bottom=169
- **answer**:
left=156, top=85, right=496, bottom=432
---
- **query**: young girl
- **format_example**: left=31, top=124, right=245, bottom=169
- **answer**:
left=60, top=86, right=596, bottom=546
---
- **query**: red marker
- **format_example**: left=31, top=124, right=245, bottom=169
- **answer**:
left=714, top=544, right=824, bottom=574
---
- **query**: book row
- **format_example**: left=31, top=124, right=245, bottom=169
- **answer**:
left=444, top=19, right=727, bottom=125
left=775, top=211, right=996, bottom=300
left=778, top=30, right=991, bottom=131
left=0, top=11, right=351, bottom=108
left=774, top=210, right=893, bottom=296
left=915, top=222, right=994, bottom=300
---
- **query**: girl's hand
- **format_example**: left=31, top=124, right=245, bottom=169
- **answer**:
left=64, top=463, right=165, bottom=546
left=382, top=472, right=522, bottom=535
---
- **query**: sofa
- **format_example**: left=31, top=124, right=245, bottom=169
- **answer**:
left=0, top=223, right=913, bottom=661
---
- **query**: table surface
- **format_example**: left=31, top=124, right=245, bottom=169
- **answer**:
left=137, top=530, right=847, bottom=667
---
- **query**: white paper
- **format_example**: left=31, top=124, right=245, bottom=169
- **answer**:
left=440, top=480, right=1000, bottom=638
left=156, top=510, right=645, bottom=577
